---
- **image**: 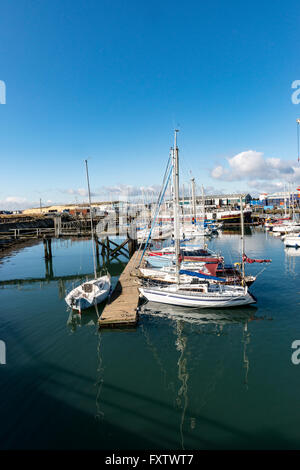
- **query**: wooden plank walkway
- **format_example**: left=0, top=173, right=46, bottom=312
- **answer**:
left=99, top=251, right=141, bottom=328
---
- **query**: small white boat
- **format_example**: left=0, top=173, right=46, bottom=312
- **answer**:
left=180, top=223, right=211, bottom=238
left=137, top=224, right=173, bottom=242
left=65, top=275, right=111, bottom=313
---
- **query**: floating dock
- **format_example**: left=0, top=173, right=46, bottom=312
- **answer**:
left=99, top=251, right=141, bottom=328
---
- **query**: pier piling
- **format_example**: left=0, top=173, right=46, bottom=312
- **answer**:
left=43, top=237, right=52, bottom=260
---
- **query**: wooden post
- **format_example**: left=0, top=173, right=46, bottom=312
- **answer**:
left=106, top=236, right=110, bottom=261
left=95, top=235, right=99, bottom=259
left=47, top=239, right=52, bottom=259
left=127, top=222, right=137, bottom=257
left=49, top=257, right=54, bottom=278
left=45, top=258, right=49, bottom=278
left=95, top=235, right=100, bottom=273
left=101, top=238, right=106, bottom=256
left=43, top=237, right=49, bottom=259
left=128, top=238, right=133, bottom=257
left=54, top=215, right=61, bottom=238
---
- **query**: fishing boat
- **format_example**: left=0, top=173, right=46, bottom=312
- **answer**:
left=139, top=131, right=256, bottom=309
left=65, top=160, right=111, bottom=313
left=215, top=208, right=253, bottom=225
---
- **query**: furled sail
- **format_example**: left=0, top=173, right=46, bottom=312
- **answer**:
left=242, top=254, right=271, bottom=264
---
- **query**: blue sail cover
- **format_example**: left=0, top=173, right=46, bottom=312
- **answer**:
left=179, top=270, right=226, bottom=282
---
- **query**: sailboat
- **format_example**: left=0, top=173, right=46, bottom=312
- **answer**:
left=65, top=160, right=111, bottom=313
left=139, top=131, right=256, bottom=308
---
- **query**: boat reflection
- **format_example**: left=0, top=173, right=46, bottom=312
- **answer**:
left=141, top=301, right=258, bottom=326
left=285, top=246, right=300, bottom=257
left=66, top=309, right=99, bottom=332
left=141, top=302, right=258, bottom=449
left=284, top=247, right=300, bottom=277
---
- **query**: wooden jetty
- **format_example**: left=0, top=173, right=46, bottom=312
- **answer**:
left=99, top=250, right=141, bottom=328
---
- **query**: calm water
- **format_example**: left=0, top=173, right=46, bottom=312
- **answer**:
left=1, top=230, right=300, bottom=450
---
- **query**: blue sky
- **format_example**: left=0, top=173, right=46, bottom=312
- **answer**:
left=1, top=0, right=300, bottom=208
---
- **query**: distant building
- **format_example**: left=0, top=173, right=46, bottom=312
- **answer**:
left=200, top=193, right=252, bottom=207
left=22, top=202, right=112, bottom=216
left=259, top=191, right=300, bottom=208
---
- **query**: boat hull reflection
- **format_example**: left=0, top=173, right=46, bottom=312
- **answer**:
left=141, top=301, right=258, bottom=325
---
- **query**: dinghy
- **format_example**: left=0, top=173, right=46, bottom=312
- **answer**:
left=65, top=275, right=111, bottom=313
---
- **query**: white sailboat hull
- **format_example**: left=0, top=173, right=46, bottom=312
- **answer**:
left=272, top=224, right=300, bottom=233
left=139, top=286, right=256, bottom=308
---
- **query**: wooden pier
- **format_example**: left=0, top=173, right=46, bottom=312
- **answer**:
left=99, top=250, right=141, bottom=328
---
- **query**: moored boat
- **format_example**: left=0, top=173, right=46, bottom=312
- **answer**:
left=65, top=160, right=111, bottom=313
left=65, top=275, right=111, bottom=313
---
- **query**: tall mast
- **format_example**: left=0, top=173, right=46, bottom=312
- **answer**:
left=292, top=184, right=295, bottom=221
left=182, top=183, right=185, bottom=230
left=173, top=130, right=180, bottom=285
left=85, top=159, right=97, bottom=279
left=240, top=195, right=245, bottom=282
left=201, top=184, right=205, bottom=228
left=284, top=183, right=287, bottom=217
left=191, top=177, right=196, bottom=224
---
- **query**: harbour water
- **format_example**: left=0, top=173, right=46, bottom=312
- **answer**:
left=1, top=229, right=300, bottom=449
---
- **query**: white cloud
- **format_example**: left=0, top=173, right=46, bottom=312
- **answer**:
left=63, top=188, right=89, bottom=197
left=58, top=184, right=162, bottom=202
left=5, top=196, right=27, bottom=204
left=210, top=150, right=300, bottom=192
left=98, top=184, right=161, bottom=198
left=247, top=180, right=285, bottom=194
left=0, top=196, right=32, bottom=210
left=211, top=166, right=225, bottom=179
